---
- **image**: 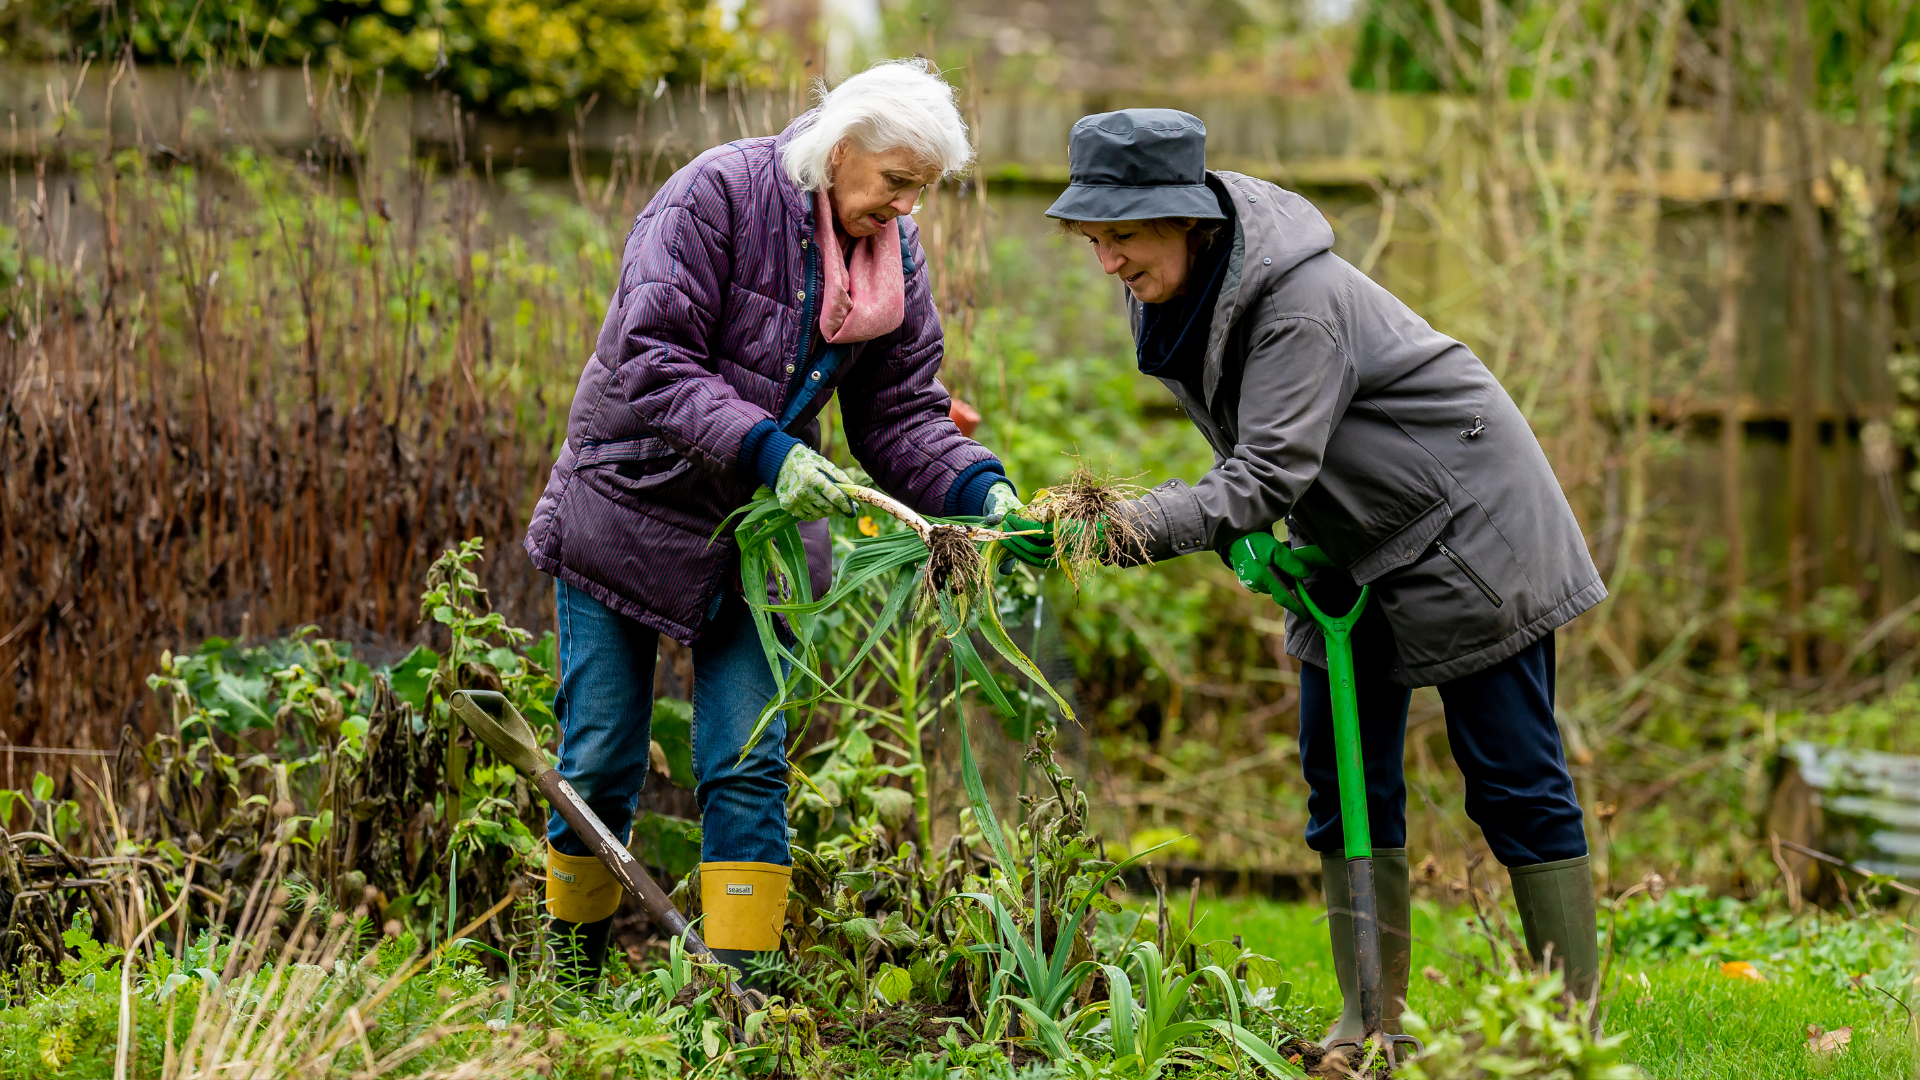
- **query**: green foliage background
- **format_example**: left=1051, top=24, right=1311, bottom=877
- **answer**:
left=4, top=0, right=770, bottom=112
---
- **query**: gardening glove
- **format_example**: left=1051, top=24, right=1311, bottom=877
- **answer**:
left=998, top=512, right=1056, bottom=568
left=1229, top=532, right=1326, bottom=591
left=773, top=444, right=857, bottom=520
left=1229, top=532, right=1284, bottom=596
left=981, top=482, right=1022, bottom=525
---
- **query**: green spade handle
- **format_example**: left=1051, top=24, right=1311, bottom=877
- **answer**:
left=1228, top=538, right=1371, bottom=857
left=1230, top=536, right=1416, bottom=1060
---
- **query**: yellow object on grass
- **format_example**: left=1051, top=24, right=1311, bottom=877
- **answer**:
left=1720, top=960, right=1766, bottom=982
left=700, top=861, right=793, bottom=951
left=545, top=844, right=622, bottom=924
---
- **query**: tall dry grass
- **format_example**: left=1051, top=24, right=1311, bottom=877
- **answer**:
left=1, top=59, right=621, bottom=754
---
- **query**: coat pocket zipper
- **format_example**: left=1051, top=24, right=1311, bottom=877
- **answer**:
left=1435, top=539, right=1503, bottom=608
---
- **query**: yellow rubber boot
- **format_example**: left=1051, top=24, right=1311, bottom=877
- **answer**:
left=546, top=844, right=621, bottom=985
left=700, top=861, right=793, bottom=993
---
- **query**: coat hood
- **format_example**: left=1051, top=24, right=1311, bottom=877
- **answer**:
left=1221, top=173, right=1337, bottom=282
left=1197, top=172, right=1336, bottom=405
left=1127, top=172, right=1337, bottom=408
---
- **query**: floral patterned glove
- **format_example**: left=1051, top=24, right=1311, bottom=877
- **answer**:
left=982, top=482, right=1023, bottom=525
left=773, top=445, right=857, bottom=520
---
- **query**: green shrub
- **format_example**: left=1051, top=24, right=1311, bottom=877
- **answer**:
left=12, top=0, right=768, bottom=112
left=1399, top=968, right=1644, bottom=1080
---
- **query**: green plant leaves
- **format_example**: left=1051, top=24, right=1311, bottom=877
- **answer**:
left=629, top=810, right=701, bottom=879
left=954, top=660, right=1019, bottom=879
left=389, top=644, right=442, bottom=712
left=731, top=490, right=1074, bottom=782
left=650, top=698, right=697, bottom=789
left=874, top=963, right=914, bottom=1004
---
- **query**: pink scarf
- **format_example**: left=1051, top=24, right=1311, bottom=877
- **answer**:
left=814, top=189, right=905, bottom=343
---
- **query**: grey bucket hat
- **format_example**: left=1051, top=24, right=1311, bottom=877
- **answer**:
left=1045, top=109, right=1226, bottom=223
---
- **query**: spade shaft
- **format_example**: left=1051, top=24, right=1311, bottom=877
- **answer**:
left=1227, top=540, right=1422, bottom=1066
left=533, top=768, right=695, bottom=942
left=448, top=689, right=751, bottom=1007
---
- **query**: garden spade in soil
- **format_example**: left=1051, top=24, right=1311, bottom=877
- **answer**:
left=1230, top=537, right=1423, bottom=1067
left=447, top=689, right=756, bottom=1011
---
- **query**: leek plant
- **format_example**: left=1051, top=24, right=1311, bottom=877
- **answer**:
left=807, top=568, right=949, bottom=856
left=731, top=484, right=1071, bottom=867
left=1096, top=941, right=1303, bottom=1077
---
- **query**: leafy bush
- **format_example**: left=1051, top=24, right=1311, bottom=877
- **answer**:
left=1609, top=886, right=1915, bottom=996
left=1608, top=886, right=1748, bottom=959
left=1399, top=968, right=1644, bottom=1080
left=11, top=0, right=768, bottom=112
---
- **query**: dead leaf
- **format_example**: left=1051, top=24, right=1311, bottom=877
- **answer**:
left=1415, top=854, right=1442, bottom=884
left=1805, top=1025, right=1852, bottom=1053
left=1720, top=960, right=1765, bottom=982
left=1423, top=965, right=1450, bottom=986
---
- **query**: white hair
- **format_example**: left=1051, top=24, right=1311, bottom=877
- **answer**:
left=781, top=58, right=974, bottom=193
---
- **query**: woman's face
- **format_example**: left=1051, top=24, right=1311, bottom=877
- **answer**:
left=1076, top=220, right=1197, bottom=305
left=828, top=141, right=941, bottom=238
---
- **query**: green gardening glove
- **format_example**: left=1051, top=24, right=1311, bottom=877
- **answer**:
left=774, top=444, right=858, bottom=520
left=1229, top=532, right=1332, bottom=606
left=999, top=512, right=1056, bottom=568
left=1000, top=511, right=1113, bottom=569
left=1229, top=532, right=1284, bottom=596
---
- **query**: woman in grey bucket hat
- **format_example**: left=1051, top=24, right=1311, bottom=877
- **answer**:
left=1010, top=108, right=1609, bottom=1040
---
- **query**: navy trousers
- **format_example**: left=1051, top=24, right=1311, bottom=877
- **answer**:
left=1298, top=631, right=1587, bottom=867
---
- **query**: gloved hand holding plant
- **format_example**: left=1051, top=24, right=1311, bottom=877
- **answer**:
left=773, top=444, right=858, bottom=520
left=998, top=467, right=1146, bottom=583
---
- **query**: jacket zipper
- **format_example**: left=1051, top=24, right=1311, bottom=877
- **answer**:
left=1435, top=539, right=1503, bottom=608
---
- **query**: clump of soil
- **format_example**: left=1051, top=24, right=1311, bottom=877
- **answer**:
left=921, top=523, right=985, bottom=606
left=1023, top=466, right=1148, bottom=584
left=1296, top=1041, right=1400, bottom=1079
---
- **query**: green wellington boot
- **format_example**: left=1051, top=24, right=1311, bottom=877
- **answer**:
left=1508, top=855, right=1600, bottom=1005
left=1321, top=848, right=1412, bottom=1044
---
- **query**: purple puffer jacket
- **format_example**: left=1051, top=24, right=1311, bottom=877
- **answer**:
left=524, top=116, right=1007, bottom=644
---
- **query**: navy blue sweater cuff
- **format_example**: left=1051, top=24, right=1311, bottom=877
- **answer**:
left=945, top=460, right=1012, bottom=517
left=740, top=419, right=803, bottom=490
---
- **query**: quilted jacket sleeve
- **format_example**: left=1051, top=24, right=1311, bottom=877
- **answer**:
left=599, top=154, right=779, bottom=474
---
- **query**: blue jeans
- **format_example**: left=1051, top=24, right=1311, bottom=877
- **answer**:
left=1298, top=631, right=1587, bottom=867
left=548, top=580, right=791, bottom=867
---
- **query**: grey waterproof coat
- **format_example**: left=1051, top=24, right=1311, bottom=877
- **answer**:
left=1126, top=173, right=1604, bottom=686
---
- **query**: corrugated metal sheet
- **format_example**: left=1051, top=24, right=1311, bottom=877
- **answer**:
left=1784, top=742, right=1920, bottom=881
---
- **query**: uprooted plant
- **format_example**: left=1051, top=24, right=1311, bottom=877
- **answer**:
left=724, top=484, right=1326, bottom=1072
left=1019, top=467, right=1151, bottom=586
left=729, top=482, right=1073, bottom=852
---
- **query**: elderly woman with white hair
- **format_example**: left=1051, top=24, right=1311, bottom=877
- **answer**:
left=523, top=59, right=1020, bottom=984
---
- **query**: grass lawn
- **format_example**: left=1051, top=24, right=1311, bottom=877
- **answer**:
left=1194, top=896, right=1918, bottom=1080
